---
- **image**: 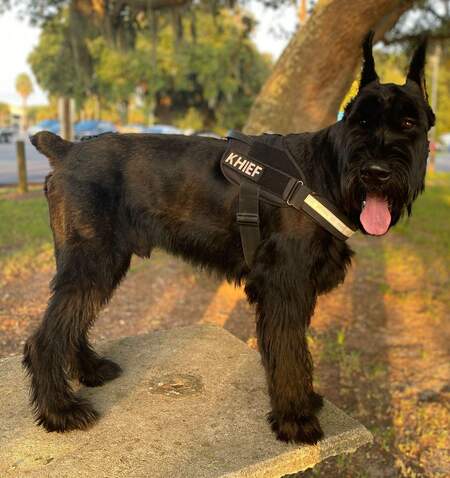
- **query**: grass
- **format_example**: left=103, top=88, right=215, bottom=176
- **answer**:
left=0, top=186, right=53, bottom=279
left=1, top=174, right=448, bottom=477
left=1, top=172, right=448, bottom=275
left=393, top=172, right=450, bottom=260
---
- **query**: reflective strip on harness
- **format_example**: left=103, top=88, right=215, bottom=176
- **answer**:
left=303, top=195, right=355, bottom=239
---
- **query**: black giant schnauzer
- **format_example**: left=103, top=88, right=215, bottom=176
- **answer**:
left=24, top=34, right=434, bottom=444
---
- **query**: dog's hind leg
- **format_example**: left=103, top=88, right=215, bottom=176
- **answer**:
left=23, top=240, right=131, bottom=432
left=245, top=238, right=324, bottom=445
left=75, top=250, right=132, bottom=388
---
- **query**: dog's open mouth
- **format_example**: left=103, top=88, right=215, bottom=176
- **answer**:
left=360, top=194, right=391, bottom=236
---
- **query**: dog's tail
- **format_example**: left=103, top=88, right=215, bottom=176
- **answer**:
left=30, top=131, right=73, bottom=168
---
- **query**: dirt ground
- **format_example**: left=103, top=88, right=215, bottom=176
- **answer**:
left=0, top=233, right=448, bottom=477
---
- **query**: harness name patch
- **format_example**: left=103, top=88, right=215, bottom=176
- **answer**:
left=224, top=152, right=264, bottom=180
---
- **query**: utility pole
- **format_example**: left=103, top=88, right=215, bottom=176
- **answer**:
left=429, top=42, right=441, bottom=172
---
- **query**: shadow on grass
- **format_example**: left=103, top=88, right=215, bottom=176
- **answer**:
left=300, top=237, right=399, bottom=478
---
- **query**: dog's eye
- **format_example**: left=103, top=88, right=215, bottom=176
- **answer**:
left=359, top=119, right=369, bottom=128
left=401, top=118, right=415, bottom=130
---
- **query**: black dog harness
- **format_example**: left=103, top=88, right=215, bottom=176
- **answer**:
left=220, top=130, right=356, bottom=266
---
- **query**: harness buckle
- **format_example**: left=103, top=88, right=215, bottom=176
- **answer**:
left=236, top=212, right=259, bottom=227
left=286, top=179, right=304, bottom=206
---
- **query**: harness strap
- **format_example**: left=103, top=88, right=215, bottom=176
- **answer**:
left=227, top=130, right=252, bottom=145
left=228, top=130, right=305, bottom=181
left=237, top=182, right=261, bottom=266
left=251, top=140, right=303, bottom=180
left=222, top=131, right=356, bottom=266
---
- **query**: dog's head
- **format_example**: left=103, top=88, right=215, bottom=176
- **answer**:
left=339, top=32, right=435, bottom=236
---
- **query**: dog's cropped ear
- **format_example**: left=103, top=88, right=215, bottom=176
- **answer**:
left=406, top=38, right=435, bottom=128
left=407, top=38, right=428, bottom=96
left=359, top=31, right=379, bottom=89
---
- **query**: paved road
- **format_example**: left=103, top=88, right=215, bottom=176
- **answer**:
left=0, top=138, right=51, bottom=184
left=1, top=137, right=449, bottom=185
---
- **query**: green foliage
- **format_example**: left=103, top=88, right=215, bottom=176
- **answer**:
left=435, top=47, right=450, bottom=136
left=0, top=0, right=67, bottom=23
left=134, top=9, right=272, bottom=129
left=15, top=72, right=33, bottom=99
left=374, top=45, right=450, bottom=137
left=88, top=37, right=140, bottom=107
left=30, top=7, right=271, bottom=129
left=175, top=108, right=204, bottom=131
left=0, top=1, right=291, bottom=27
left=28, top=12, right=83, bottom=101
left=0, top=102, right=9, bottom=126
left=343, top=46, right=450, bottom=137
left=27, top=101, right=58, bottom=123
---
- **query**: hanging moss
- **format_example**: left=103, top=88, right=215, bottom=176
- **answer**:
left=68, top=4, right=94, bottom=93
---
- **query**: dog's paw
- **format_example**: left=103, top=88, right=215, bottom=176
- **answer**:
left=36, top=398, right=99, bottom=433
left=79, top=358, right=122, bottom=387
left=267, top=411, right=324, bottom=445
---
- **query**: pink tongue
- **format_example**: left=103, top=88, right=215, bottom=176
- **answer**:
left=360, top=194, right=391, bottom=236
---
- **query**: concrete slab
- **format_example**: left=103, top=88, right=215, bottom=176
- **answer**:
left=0, top=325, right=372, bottom=477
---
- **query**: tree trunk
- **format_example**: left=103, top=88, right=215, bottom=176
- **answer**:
left=59, top=97, right=73, bottom=141
left=244, top=0, right=415, bottom=134
left=118, top=99, right=129, bottom=125
left=20, top=97, right=28, bottom=137
left=94, top=95, right=101, bottom=120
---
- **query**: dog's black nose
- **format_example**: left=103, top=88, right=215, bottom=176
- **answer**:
left=360, top=164, right=391, bottom=184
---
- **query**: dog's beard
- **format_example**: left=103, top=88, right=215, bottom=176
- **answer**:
left=341, top=153, right=420, bottom=236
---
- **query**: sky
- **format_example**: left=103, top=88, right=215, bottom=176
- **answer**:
left=0, top=10, right=42, bottom=106
left=0, top=2, right=297, bottom=108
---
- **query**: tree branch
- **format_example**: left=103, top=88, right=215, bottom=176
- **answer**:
left=383, top=31, right=450, bottom=45
left=423, top=5, right=446, bottom=21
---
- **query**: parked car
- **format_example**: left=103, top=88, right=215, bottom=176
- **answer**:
left=143, top=124, right=183, bottom=135
left=28, top=119, right=60, bottom=136
left=0, top=126, right=15, bottom=143
left=119, top=124, right=147, bottom=133
left=74, top=120, right=117, bottom=140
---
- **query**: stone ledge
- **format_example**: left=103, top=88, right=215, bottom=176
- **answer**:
left=0, top=325, right=372, bottom=477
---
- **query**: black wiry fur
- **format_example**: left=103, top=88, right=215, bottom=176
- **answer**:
left=24, top=37, right=434, bottom=444
left=360, top=31, right=379, bottom=88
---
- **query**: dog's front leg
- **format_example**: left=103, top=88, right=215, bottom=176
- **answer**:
left=245, top=239, right=324, bottom=444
